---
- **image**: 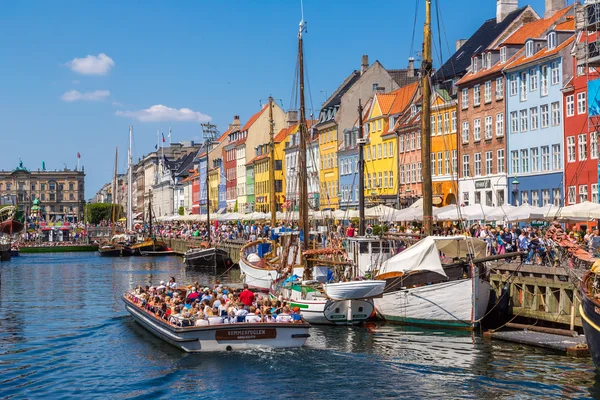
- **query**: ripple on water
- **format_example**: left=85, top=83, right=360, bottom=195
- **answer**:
left=0, top=253, right=598, bottom=399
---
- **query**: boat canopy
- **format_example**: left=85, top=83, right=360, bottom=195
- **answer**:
left=375, top=236, right=487, bottom=279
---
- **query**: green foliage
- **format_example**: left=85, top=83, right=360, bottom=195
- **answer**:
left=234, top=200, right=238, bottom=213
left=372, top=224, right=388, bottom=236
left=85, top=203, right=123, bottom=224
left=178, top=206, right=185, bottom=216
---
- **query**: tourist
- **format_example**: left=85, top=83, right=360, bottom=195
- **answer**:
left=239, top=284, right=255, bottom=310
left=291, top=306, right=303, bottom=322
left=167, top=277, right=177, bottom=290
left=187, top=287, right=200, bottom=301
left=245, top=306, right=261, bottom=323
left=276, top=306, right=292, bottom=323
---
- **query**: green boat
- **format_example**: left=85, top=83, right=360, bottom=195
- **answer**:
left=20, top=244, right=99, bottom=253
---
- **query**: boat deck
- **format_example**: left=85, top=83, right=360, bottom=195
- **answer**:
left=485, top=330, right=589, bottom=355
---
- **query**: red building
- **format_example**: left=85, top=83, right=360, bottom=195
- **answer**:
left=224, top=126, right=240, bottom=211
left=191, top=173, right=200, bottom=215
left=563, top=32, right=599, bottom=206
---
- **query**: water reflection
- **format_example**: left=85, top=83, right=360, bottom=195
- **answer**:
left=0, top=253, right=598, bottom=398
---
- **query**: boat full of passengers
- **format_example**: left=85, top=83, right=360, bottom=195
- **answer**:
left=122, top=283, right=311, bottom=352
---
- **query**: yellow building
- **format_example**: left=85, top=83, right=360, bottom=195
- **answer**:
left=318, top=125, right=339, bottom=210
left=430, top=89, right=458, bottom=206
left=365, top=82, right=419, bottom=206
left=208, top=167, right=219, bottom=213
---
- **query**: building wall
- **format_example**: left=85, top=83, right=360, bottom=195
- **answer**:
left=338, top=149, right=359, bottom=209
left=246, top=165, right=254, bottom=212
left=318, top=123, right=339, bottom=209
left=397, top=123, right=423, bottom=205
left=236, top=144, right=247, bottom=212
left=224, top=144, right=236, bottom=211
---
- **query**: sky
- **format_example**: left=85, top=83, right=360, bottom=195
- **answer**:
left=0, top=0, right=556, bottom=195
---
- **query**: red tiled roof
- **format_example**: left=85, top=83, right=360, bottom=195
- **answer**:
left=503, top=6, right=572, bottom=45
left=375, top=93, right=397, bottom=115
left=217, top=127, right=233, bottom=143
left=274, top=124, right=296, bottom=143
left=241, top=104, right=268, bottom=132
left=181, top=171, right=199, bottom=183
left=389, top=82, right=419, bottom=115
left=505, top=35, right=575, bottom=70
left=248, top=154, right=269, bottom=164
left=555, top=17, right=575, bottom=31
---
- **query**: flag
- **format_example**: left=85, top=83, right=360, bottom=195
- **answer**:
left=77, top=152, right=81, bottom=159
left=163, top=154, right=168, bottom=166
left=168, top=129, right=171, bottom=138
left=155, top=144, right=158, bottom=150
left=162, top=132, right=166, bottom=143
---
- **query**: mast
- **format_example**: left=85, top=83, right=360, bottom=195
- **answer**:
left=148, top=191, right=153, bottom=238
left=127, top=125, right=133, bottom=231
left=420, top=0, right=433, bottom=236
left=205, top=147, right=211, bottom=244
left=268, top=96, right=277, bottom=229
left=297, top=18, right=309, bottom=249
left=111, top=146, right=118, bottom=237
left=358, top=100, right=366, bottom=236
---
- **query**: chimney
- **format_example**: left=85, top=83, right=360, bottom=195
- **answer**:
left=497, top=0, right=519, bottom=23
left=361, top=55, right=369, bottom=75
left=456, top=39, right=467, bottom=51
left=286, top=110, right=299, bottom=127
left=545, top=0, right=566, bottom=18
left=407, top=57, right=415, bottom=78
left=228, top=115, right=241, bottom=130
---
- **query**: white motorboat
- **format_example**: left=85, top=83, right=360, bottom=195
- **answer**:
left=374, top=235, right=491, bottom=330
left=122, top=294, right=310, bottom=352
left=323, top=280, right=386, bottom=300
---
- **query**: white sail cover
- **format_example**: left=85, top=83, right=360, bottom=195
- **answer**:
left=376, top=236, right=487, bottom=279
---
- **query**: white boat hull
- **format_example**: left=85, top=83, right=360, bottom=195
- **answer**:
left=323, top=280, right=386, bottom=300
left=374, top=278, right=490, bottom=330
left=239, top=258, right=280, bottom=291
left=123, top=296, right=310, bottom=352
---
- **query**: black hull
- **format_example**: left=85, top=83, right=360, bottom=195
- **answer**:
left=580, top=284, right=600, bottom=370
left=132, top=244, right=168, bottom=256
left=98, top=246, right=133, bottom=257
left=185, top=248, right=231, bottom=268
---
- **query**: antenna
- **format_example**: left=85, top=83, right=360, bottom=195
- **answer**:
left=299, top=0, right=307, bottom=36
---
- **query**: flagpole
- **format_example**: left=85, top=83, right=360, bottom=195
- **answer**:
left=77, top=154, right=80, bottom=171
left=161, top=132, right=165, bottom=171
left=168, top=127, right=172, bottom=146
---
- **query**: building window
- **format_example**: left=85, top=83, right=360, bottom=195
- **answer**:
left=472, top=57, right=478, bottom=73
left=520, top=109, right=528, bottom=132
left=579, top=133, right=588, bottom=161
left=521, top=191, right=529, bottom=205
left=431, top=152, right=436, bottom=175
left=412, top=164, right=417, bottom=183
left=510, top=74, right=518, bottom=96
left=541, top=146, right=550, bottom=171
left=567, top=136, right=576, bottom=162
left=520, top=71, right=527, bottom=101
left=462, top=121, right=469, bottom=143
left=496, top=113, right=504, bottom=137
left=500, top=47, right=507, bottom=63
left=462, top=155, right=470, bottom=178
left=529, top=68, right=538, bottom=92
left=417, top=162, right=422, bottom=182
left=461, top=88, right=468, bottom=109
left=437, top=151, right=443, bottom=176
left=452, top=150, right=458, bottom=174
left=511, top=150, right=519, bottom=174
left=400, top=165, right=405, bottom=184
left=548, top=32, right=557, bottom=50
left=474, top=153, right=482, bottom=176
left=525, top=40, right=534, bottom=57
left=566, top=95, right=575, bottom=117
left=592, top=132, right=599, bottom=159
left=390, top=171, right=394, bottom=188
left=552, top=144, right=561, bottom=170
left=473, top=85, right=480, bottom=106
left=551, top=61, right=560, bottom=85
left=445, top=151, right=450, bottom=175
left=542, top=189, right=550, bottom=206
left=529, top=107, right=538, bottom=131
left=496, top=77, right=504, bottom=99
left=451, top=111, right=457, bottom=133
left=553, top=188, right=561, bottom=206
left=497, top=149, right=505, bottom=174
left=444, top=112, right=450, bottom=134
left=521, top=149, right=529, bottom=173
left=577, top=92, right=587, bottom=115
left=568, top=186, right=576, bottom=204
left=541, top=66, right=548, bottom=96
left=580, top=185, right=589, bottom=202
left=484, top=116, right=493, bottom=139
left=383, top=172, right=388, bottom=188
left=531, top=147, right=539, bottom=173
left=540, top=105, right=549, bottom=128
left=593, top=184, right=599, bottom=203
left=474, top=118, right=481, bottom=141
left=475, top=191, right=481, bottom=205
left=485, top=151, right=493, bottom=175
left=510, top=111, right=518, bottom=133
left=484, top=81, right=492, bottom=103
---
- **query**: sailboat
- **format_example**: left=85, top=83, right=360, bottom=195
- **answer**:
left=239, top=12, right=386, bottom=325
left=130, top=194, right=169, bottom=255
left=372, top=0, right=490, bottom=330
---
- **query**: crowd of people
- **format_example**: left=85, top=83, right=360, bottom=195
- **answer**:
left=128, top=280, right=304, bottom=327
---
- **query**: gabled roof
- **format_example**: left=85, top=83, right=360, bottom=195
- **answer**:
left=181, top=171, right=199, bottom=183
left=248, top=154, right=269, bottom=165
left=217, top=127, right=233, bottom=143
left=387, top=69, right=419, bottom=87
left=389, top=81, right=420, bottom=115
left=434, top=6, right=529, bottom=82
left=321, top=71, right=361, bottom=111
left=504, top=35, right=575, bottom=70
left=241, top=104, right=268, bottom=132
left=457, top=52, right=520, bottom=85
left=503, top=6, right=571, bottom=45
left=274, top=124, right=297, bottom=143
left=555, top=17, right=574, bottom=31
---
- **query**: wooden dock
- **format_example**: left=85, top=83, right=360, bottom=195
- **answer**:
left=484, top=330, right=588, bottom=355
left=489, top=262, right=582, bottom=329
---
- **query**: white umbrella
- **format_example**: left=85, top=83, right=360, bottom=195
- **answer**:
left=485, top=205, right=516, bottom=221
left=557, top=201, right=600, bottom=220
left=541, top=204, right=561, bottom=220
left=504, top=204, right=546, bottom=222
left=381, top=207, right=422, bottom=222
left=365, top=205, right=397, bottom=219
left=436, top=204, right=495, bottom=221
left=333, top=209, right=359, bottom=220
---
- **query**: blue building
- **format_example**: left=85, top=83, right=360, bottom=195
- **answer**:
left=504, top=26, right=574, bottom=206
left=338, top=127, right=360, bottom=210
left=198, top=152, right=208, bottom=215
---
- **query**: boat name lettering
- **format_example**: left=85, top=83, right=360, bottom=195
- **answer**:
left=215, top=328, right=277, bottom=341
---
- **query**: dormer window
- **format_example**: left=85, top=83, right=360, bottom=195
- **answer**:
left=486, top=53, right=492, bottom=69
left=472, top=57, right=478, bottom=73
left=547, top=32, right=557, bottom=50
left=481, top=54, right=486, bottom=69
left=525, top=40, right=534, bottom=58
left=500, top=47, right=506, bottom=64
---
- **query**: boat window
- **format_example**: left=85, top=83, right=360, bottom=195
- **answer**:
left=371, top=241, right=381, bottom=253
left=358, top=307, right=364, bottom=312
left=359, top=242, right=370, bottom=254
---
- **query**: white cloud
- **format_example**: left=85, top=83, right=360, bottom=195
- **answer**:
left=112, top=101, right=124, bottom=107
left=66, top=53, right=115, bottom=75
left=115, top=104, right=212, bottom=123
left=61, top=89, right=110, bottom=102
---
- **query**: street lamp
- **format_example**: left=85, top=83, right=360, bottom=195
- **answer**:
left=511, top=177, right=520, bottom=206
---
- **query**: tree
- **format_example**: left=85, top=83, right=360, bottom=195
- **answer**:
left=178, top=206, right=184, bottom=216
left=234, top=200, right=238, bottom=213
left=85, top=203, right=123, bottom=224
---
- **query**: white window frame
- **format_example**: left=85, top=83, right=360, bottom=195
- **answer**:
left=553, top=188, right=561, bottom=206
left=496, top=77, right=504, bottom=99
left=529, top=68, right=538, bottom=92
left=511, top=150, right=519, bottom=174
left=510, top=111, right=518, bottom=134
left=473, top=85, right=481, bottom=106
left=593, top=184, right=599, bottom=203
left=592, top=132, right=598, bottom=159
left=521, top=149, right=529, bottom=173
left=541, top=66, right=548, bottom=96
left=520, top=109, right=528, bottom=132
left=552, top=144, right=561, bottom=170
left=566, top=95, right=575, bottom=117
left=530, top=107, right=538, bottom=130
left=548, top=32, right=557, bottom=50
left=485, top=116, right=493, bottom=139
left=568, top=186, right=576, bottom=204
left=474, top=118, right=481, bottom=141
left=474, top=153, right=482, bottom=176
left=551, top=61, right=560, bottom=85
left=520, top=71, right=527, bottom=101
left=531, top=147, right=539, bottom=173
left=510, top=74, right=518, bottom=96
left=451, top=111, right=457, bottom=133
left=525, top=41, right=534, bottom=57
left=497, top=149, right=505, bottom=174
left=577, top=92, right=587, bottom=115
left=542, top=189, right=550, bottom=206
left=462, top=121, right=469, bottom=143
left=485, top=151, right=493, bottom=175
left=484, top=81, right=492, bottom=103
left=500, top=47, right=507, bottom=64
left=580, top=184, right=589, bottom=202
left=461, top=88, right=469, bottom=109
left=462, top=155, right=470, bottom=178
left=579, top=133, right=588, bottom=161
left=541, top=146, right=550, bottom=171
left=541, top=104, right=549, bottom=128
left=496, top=113, right=504, bottom=137
left=551, top=102, right=561, bottom=126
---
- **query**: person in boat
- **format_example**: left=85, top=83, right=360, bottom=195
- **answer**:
left=187, top=287, right=200, bottom=301
left=157, top=281, right=167, bottom=291
left=167, top=277, right=177, bottom=290
left=245, top=306, right=261, bottom=323
left=235, top=302, right=249, bottom=322
left=239, top=284, right=255, bottom=310
left=195, top=311, right=208, bottom=326
left=291, top=306, right=303, bottom=322
left=275, top=307, right=292, bottom=323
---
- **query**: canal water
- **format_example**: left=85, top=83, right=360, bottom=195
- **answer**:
left=0, top=253, right=599, bottom=399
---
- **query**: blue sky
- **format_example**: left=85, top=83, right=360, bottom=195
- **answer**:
left=0, top=0, right=554, bottom=195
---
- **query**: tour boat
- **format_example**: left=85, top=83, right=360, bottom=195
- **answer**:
left=122, top=293, right=310, bottom=352
left=579, top=269, right=600, bottom=369
left=374, top=236, right=491, bottom=330
left=184, top=247, right=232, bottom=268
